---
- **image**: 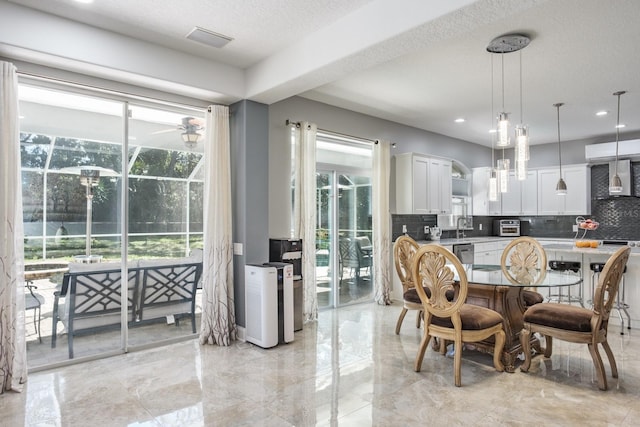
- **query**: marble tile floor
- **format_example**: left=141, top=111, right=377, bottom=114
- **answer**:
left=3, top=303, right=640, bottom=426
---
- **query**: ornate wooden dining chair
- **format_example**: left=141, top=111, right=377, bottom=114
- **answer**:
left=393, top=235, right=422, bottom=334
left=412, top=244, right=506, bottom=387
left=500, top=236, right=547, bottom=307
left=520, top=246, right=631, bottom=390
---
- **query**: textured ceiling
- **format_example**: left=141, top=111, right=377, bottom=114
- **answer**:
left=5, top=0, right=640, bottom=147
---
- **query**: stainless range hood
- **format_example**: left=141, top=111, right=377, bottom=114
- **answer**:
left=609, top=159, right=632, bottom=196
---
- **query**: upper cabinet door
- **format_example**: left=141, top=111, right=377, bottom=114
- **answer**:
left=412, top=156, right=429, bottom=214
left=394, top=153, right=452, bottom=214
left=428, top=157, right=452, bottom=214
left=472, top=167, right=501, bottom=216
left=395, top=153, right=428, bottom=214
left=563, top=165, right=591, bottom=215
left=537, top=165, right=590, bottom=215
left=500, top=171, right=521, bottom=215
left=521, top=170, right=538, bottom=215
left=537, top=168, right=564, bottom=215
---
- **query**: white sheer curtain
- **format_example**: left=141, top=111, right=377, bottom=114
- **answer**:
left=0, top=61, right=27, bottom=393
left=292, top=121, right=318, bottom=321
left=372, top=140, right=392, bottom=305
left=199, top=105, right=237, bottom=346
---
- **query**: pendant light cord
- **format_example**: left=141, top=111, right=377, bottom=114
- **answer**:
left=491, top=54, right=495, bottom=167
left=501, top=54, right=505, bottom=112
left=556, top=103, right=563, bottom=176
left=501, top=53, right=506, bottom=162
left=519, top=51, right=523, bottom=123
left=614, top=91, right=623, bottom=176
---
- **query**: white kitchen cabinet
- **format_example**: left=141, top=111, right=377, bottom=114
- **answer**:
left=501, top=170, right=538, bottom=215
left=428, top=157, right=452, bottom=214
left=537, top=164, right=590, bottom=215
left=395, top=153, right=452, bottom=214
left=472, top=167, right=501, bottom=216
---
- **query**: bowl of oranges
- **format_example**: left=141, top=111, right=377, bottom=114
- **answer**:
left=575, top=240, right=600, bottom=248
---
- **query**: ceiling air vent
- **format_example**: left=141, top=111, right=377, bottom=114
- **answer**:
left=186, top=27, right=233, bottom=49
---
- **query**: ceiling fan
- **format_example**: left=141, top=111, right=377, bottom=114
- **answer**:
left=152, top=116, right=205, bottom=148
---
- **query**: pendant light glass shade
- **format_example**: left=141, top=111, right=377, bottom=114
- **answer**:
left=515, top=125, right=529, bottom=180
left=497, top=112, right=510, bottom=147
left=553, top=103, right=566, bottom=195
left=609, top=174, right=623, bottom=193
left=489, top=170, right=498, bottom=202
left=555, top=177, right=567, bottom=195
left=514, top=51, right=529, bottom=180
left=609, top=91, right=626, bottom=193
left=497, top=158, right=510, bottom=193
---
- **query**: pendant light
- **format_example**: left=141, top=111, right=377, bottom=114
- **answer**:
left=497, top=55, right=510, bottom=147
left=609, top=90, right=626, bottom=193
left=488, top=54, right=498, bottom=202
left=514, top=50, right=529, bottom=180
left=554, top=103, right=567, bottom=195
left=487, top=34, right=531, bottom=148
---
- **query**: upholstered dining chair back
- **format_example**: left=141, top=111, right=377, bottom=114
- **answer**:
left=500, top=236, right=547, bottom=286
left=500, top=236, right=547, bottom=307
left=411, top=244, right=505, bottom=386
left=393, top=235, right=420, bottom=294
left=520, top=246, right=631, bottom=390
left=393, top=235, right=422, bottom=334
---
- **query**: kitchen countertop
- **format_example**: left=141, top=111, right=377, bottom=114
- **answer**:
left=416, top=237, right=640, bottom=256
left=542, top=243, right=640, bottom=256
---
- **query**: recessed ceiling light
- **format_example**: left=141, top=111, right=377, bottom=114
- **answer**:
left=616, top=124, right=626, bottom=128
left=74, top=0, right=94, bottom=4
left=596, top=110, right=608, bottom=116
left=488, top=129, right=497, bottom=134
left=454, top=118, right=465, bottom=123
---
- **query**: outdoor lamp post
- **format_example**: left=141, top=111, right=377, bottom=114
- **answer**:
left=60, top=166, right=119, bottom=260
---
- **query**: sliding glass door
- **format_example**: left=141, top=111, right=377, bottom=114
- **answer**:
left=317, top=171, right=373, bottom=309
left=315, top=133, right=373, bottom=308
left=19, top=81, right=205, bottom=368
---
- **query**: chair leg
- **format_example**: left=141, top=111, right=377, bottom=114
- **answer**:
left=601, top=340, right=619, bottom=379
left=588, top=342, right=608, bottom=391
left=543, top=335, right=553, bottom=358
left=414, top=331, right=432, bottom=372
left=493, top=330, right=505, bottom=372
left=51, top=298, right=59, bottom=349
left=395, top=308, right=408, bottom=335
left=415, top=310, right=422, bottom=329
left=454, top=336, right=463, bottom=387
left=520, top=328, right=532, bottom=372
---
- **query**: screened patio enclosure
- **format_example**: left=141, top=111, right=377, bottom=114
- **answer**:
left=19, top=81, right=207, bottom=368
left=20, top=85, right=205, bottom=261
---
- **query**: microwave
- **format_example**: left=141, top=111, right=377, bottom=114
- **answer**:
left=493, top=219, right=521, bottom=237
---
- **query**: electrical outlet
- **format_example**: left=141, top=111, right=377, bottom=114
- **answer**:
left=572, top=224, right=578, bottom=232
left=402, top=224, right=407, bottom=234
left=424, top=226, right=430, bottom=234
left=479, top=223, right=483, bottom=231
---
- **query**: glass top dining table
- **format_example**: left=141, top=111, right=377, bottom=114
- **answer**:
left=448, top=264, right=583, bottom=372
left=455, top=264, right=583, bottom=288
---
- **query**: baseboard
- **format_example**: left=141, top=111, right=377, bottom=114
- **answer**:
left=237, top=325, right=246, bottom=342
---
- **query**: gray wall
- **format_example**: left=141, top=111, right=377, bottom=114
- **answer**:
left=231, top=100, right=269, bottom=327
left=268, top=96, right=493, bottom=237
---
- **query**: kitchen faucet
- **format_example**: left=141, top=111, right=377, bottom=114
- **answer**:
left=456, top=217, right=467, bottom=239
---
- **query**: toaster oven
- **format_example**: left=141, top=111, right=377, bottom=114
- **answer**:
left=493, top=219, right=521, bottom=237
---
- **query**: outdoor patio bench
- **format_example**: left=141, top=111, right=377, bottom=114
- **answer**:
left=51, top=259, right=203, bottom=358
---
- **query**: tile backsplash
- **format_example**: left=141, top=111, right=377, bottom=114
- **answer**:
left=391, top=161, right=640, bottom=242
